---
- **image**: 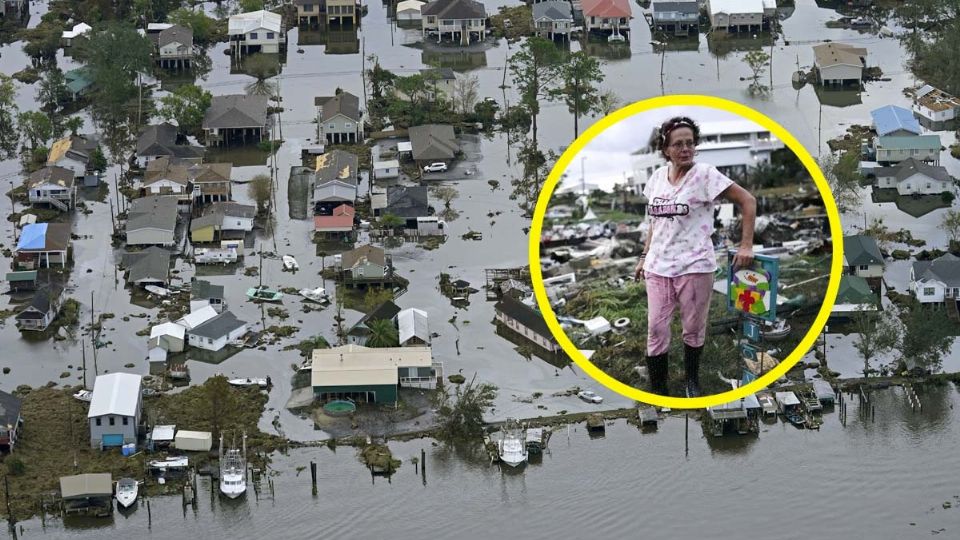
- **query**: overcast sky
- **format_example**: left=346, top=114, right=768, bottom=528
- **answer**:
left=558, top=106, right=755, bottom=192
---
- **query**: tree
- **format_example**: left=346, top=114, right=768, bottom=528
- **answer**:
left=64, top=116, right=84, bottom=137
left=743, top=50, right=771, bottom=95
left=598, top=89, right=622, bottom=116
left=249, top=174, right=272, bottom=214
left=243, top=54, right=279, bottom=97
left=452, top=74, right=479, bottom=116
left=159, top=84, right=213, bottom=136
left=75, top=22, right=154, bottom=126
left=91, top=145, right=108, bottom=173
left=853, top=310, right=899, bottom=377
left=240, top=0, right=265, bottom=12
left=902, top=6, right=960, bottom=95
left=168, top=8, right=216, bottom=44
left=379, top=213, right=405, bottom=230
left=201, top=376, right=236, bottom=442
left=942, top=209, right=960, bottom=243
left=366, top=318, right=399, bottom=348
left=472, top=98, right=499, bottom=126
left=17, top=111, right=53, bottom=152
left=434, top=374, right=498, bottom=442
left=554, top=51, right=604, bottom=138
left=0, top=74, right=18, bottom=159
left=38, top=68, right=69, bottom=132
left=432, top=186, right=459, bottom=209
left=818, top=151, right=862, bottom=212
left=899, top=304, right=955, bottom=373
left=508, top=37, right=564, bottom=152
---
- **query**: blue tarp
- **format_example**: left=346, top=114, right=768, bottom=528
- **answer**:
left=870, top=105, right=921, bottom=137
left=16, top=223, right=47, bottom=251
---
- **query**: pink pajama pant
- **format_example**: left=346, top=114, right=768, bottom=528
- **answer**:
left=645, top=272, right=714, bottom=356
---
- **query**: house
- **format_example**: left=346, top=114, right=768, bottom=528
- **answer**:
left=582, top=0, right=631, bottom=39
left=136, top=123, right=204, bottom=168
left=911, top=253, right=960, bottom=305
left=59, top=474, right=113, bottom=515
left=337, top=244, right=393, bottom=285
left=314, top=92, right=363, bottom=144
left=293, top=0, right=322, bottom=25
left=64, top=68, right=93, bottom=101
left=228, top=10, right=284, bottom=55
left=190, top=202, right=256, bottom=243
left=533, top=1, right=574, bottom=40
left=6, top=271, right=38, bottom=292
left=87, top=372, right=143, bottom=448
left=47, top=135, right=97, bottom=180
left=187, top=311, right=248, bottom=351
left=15, top=289, right=58, bottom=332
left=494, top=294, right=559, bottom=353
left=126, top=196, right=179, bottom=246
left=142, top=156, right=192, bottom=198
left=421, top=68, right=457, bottom=98
left=874, top=135, right=941, bottom=165
left=26, top=166, right=76, bottom=212
left=122, top=247, right=172, bottom=286
left=421, top=0, right=488, bottom=45
left=347, top=300, right=401, bottom=345
left=381, top=186, right=429, bottom=218
left=813, top=42, right=867, bottom=87
left=326, top=0, right=357, bottom=26
left=311, top=344, right=441, bottom=403
left=831, top=274, right=879, bottom=319
left=706, top=0, right=763, bottom=32
left=872, top=158, right=953, bottom=196
left=649, top=0, right=698, bottom=36
left=0, top=391, right=23, bottom=453
left=842, top=235, right=883, bottom=285
left=408, top=124, right=458, bottom=168
left=912, top=84, right=960, bottom=131
left=202, top=94, right=270, bottom=147
left=396, top=308, right=430, bottom=346
left=313, top=150, right=360, bottom=214
left=373, top=159, right=400, bottom=180
left=61, top=22, right=91, bottom=46
left=149, top=321, right=186, bottom=353
left=870, top=105, right=922, bottom=137
left=396, top=0, right=425, bottom=21
left=191, top=279, right=226, bottom=313
left=153, top=24, right=193, bottom=69
left=189, top=162, right=233, bottom=204
left=176, top=305, right=219, bottom=331
left=15, top=223, right=71, bottom=268
left=407, top=214, right=443, bottom=236
left=314, top=203, right=356, bottom=238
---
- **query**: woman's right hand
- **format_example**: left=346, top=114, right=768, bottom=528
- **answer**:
left=634, top=258, right=645, bottom=281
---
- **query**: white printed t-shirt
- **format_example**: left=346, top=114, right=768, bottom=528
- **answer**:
left=642, top=162, right=734, bottom=277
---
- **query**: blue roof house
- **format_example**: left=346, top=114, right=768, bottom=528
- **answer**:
left=871, top=105, right=922, bottom=137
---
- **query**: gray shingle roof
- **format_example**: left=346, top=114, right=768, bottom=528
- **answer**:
left=843, top=235, right=883, bottom=267
left=203, top=95, right=269, bottom=130
left=348, top=300, right=401, bottom=336
left=893, top=157, right=953, bottom=184
left=0, top=390, right=22, bottom=430
left=123, top=246, right=172, bottom=284
left=913, top=253, right=960, bottom=288
left=420, top=67, right=456, bottom=81
left=137, top=123, right=204, bottom=160
left=192, top=279, right=224, bottom=301
left=191, top=201, right=257, bottom=232
left=386, top=186, right=429, bottom=217
left=408, top=124, right=458, bottom=161
left=318, top=92, right=360, bottom=123
left=128, top=195, right=179, bottom=232
left=158, top=24, right=193, bottom=48
left=26, top=166, right=75, bottom=189
left=653, top=1, right=699, bottom=15
left=341, top=244, right=386, bottom=269
left=189, top=310, right=246, bottom=339
left=494, top=294, right=552, bottom=342
left=533, top=1, right=573, bottom=20
left=421, top=0, right=486, bottom=19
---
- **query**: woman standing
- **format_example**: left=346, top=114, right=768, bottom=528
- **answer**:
left=634, top=116, right=757, bottom=398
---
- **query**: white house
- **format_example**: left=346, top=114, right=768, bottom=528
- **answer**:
left=229, top=10, right=284, bottom=55
left=88, top=373, right=142, bottom=449
left=373, top=159, right=400, bottom=180
left=61, top=22, right=91, bottom=46
left=813, top=42, right=867, bottom=87
left=698, top=119, right=784, bottom=161
left=873, top=158, right=953, bottom=196
left=707, top=0, right=764, bottom=32
left=396, top=0, right=425, bottom=20
left=176, top=305, right=218, bottom=331
left=47, top=136, right=97, bottom=179
left=187, top=311, right=248, bottom=351
left=912, top=84, right=960, bottom=130
left=26, top=166, right=76, bottom=212
left=911, top=253, right=960, bottom=305
left=629, top=151, right=665, bottom=196
left=149, top=321, right=186, bottom=353
left=411, top=216, right=445, bottom=236
left=842, top=235, right=884, bottom=279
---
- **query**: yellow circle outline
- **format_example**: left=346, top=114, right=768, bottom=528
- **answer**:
left=529, top=95, right=844, bottom=409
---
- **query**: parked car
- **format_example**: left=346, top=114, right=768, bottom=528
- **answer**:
left=423, top=162, right=448, bottom=173
left=577, top=390, right=603, bottom=404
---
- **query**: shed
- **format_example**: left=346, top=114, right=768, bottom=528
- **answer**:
left=150, top=321, right=186, bottom=352
left=396, top=307, right=430, bottom=346
left=60, top=473, right=112, bottom=500
left=396, top=0, right=425, bottom=20
left=812, top=380, right=835, bottom=404
left=174, top=430, right=213, bottom=451
left=150, top=424, right=176, bottom=447
left=6, top=271, right=37, bottom=291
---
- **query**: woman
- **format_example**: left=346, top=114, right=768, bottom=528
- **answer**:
left=634, top=116, right=756, bottom=398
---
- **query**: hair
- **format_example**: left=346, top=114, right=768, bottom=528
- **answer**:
left=658, top=116, right=700, bottom=161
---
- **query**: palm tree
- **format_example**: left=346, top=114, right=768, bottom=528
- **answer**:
left=366, top=319, right=399, bottom=348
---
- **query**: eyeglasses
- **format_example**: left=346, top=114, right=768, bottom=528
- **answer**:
left=668, top=141, right=696, bottom=150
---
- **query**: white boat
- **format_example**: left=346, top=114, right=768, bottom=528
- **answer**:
left=761, top=318, right=792, bottom=341
left=115, top=477, right=139, bottom=508
left=228, top=377, right=269, bottom=388
left=73, top=389, right=92, bottom=402
left=498, top=419, right=528, bottom=468
left=298, top=286, right=330, bottom=304
left=282, top=255, right=299, bottom=271
left=148, top=456, right=189, bottom=471
left=608, top=32, right=626, bottom=43
left=219, top=433, right=247, bottom=499
left=144, top=285, right=171, bottom=297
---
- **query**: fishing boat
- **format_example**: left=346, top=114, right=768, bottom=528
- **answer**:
left=145, top=285, right=171, bottom=297
left=246, top=285, right=283, bottom=302
left=775, top=392, right=805, bottom=428
left=298, top=286, right=330, bottom=304
left=219, top=433, right=247, bottom=499
left=282, top=255, right=299, bottom=271
left=498, top=419, right=528, bottom=468
left=115, top=478, right=139, bottom=509
left=228, top=377, right=269, bottom=388
left=761, top=318, right=791, bottom=341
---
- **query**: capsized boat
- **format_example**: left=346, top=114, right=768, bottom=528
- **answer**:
left=298, top=286, right=330, bottom=304
left=246, top=285, right=283, bottom=302
left=145, top=285, right=171, bottom=297
left=282, top=255, right=299, bottom=271
left=228, top=377, right=269, bottom=388
left=115, top=477, right=139, bottom=508
left=73, top=389, right=92, bottom=402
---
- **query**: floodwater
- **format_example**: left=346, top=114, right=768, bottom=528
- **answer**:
left=9, top=385, right=960, bottom=539
left=0, top=0, right=958, bottom=535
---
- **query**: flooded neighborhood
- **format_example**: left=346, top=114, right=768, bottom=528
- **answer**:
left=0, top=0, right=958, bottom=537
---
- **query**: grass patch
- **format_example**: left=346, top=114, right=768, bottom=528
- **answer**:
left=871, top=188, right=951, bottom=217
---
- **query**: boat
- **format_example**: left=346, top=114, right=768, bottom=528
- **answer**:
left=148, top=456, right=189, bottom=471
left=756, top=392, right=778, bottom=418
left=761, top=318, right=791, bottom=341
left=775, top=392, right=805, bottom=428
left=298, top=286, right=330, bottom=304
left=219, top=433, right=247, bottom=499
left=282, top=255, right=299, bottom=271
left=608, top=32, right=626, bottom=43
left=145, top=285, right=171, bottom=297
left=228, top=377, right=269, bottom=388
left=73, top=389, right=92, bottom=402
left=115, top=478, right=139, bottom=508
left=497, top=419, right=528, bottom=468
left=246, top=285, right=283, bottom=302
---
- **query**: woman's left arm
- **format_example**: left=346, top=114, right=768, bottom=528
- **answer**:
left=720, top=183, right=756, bottom=269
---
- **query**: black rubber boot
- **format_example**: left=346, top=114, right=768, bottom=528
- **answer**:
left=646, top=354, right=669, bottom=396
left=684, top=344, right=703, bottom=398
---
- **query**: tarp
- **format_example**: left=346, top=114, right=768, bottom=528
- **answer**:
left=16, top=223, right=48, bottom=251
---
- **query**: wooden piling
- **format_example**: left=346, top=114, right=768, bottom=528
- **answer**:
left=310, top=460, right=317, bottom=488
left=146, top=499, right=151, bottom=529
left=684, top=413, right=689, bottom=456
left=420, top=448, right=426, bottom=485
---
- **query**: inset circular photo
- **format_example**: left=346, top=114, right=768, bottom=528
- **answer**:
left=530, top=96, right=843, bottom=409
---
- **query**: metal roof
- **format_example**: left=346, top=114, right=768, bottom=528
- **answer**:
left=88, top=373, right=142, bottom=418
left=177, top=305, right=219, bottom=331
left=151, top=424, right=176, bottom=441
left=876, top=134, right=941, bottom=150
left=60, top=473, right=112, bottom=499
left=708, top=0, right=762, bottom=14
left=228, top=10, right=282, bottom=35
left=870, top=105, right=922, bottom=136
left=397, top=308, right=430, bottom=344
left=150, top=322, right=185, bottom=341
left=311, top=344, right=433, bottom=387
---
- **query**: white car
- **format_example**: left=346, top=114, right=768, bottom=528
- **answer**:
left=578, top=390, right=603, bottom=404
left=423, top=162, right=448, bottom=173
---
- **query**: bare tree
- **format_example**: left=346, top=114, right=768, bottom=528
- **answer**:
left=452, top=74, right=479, bottom=116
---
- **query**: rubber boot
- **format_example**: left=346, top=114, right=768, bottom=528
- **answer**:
left=646, top=354, right=669, bottom=396
left=684, top=344, right=703, bottom=398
